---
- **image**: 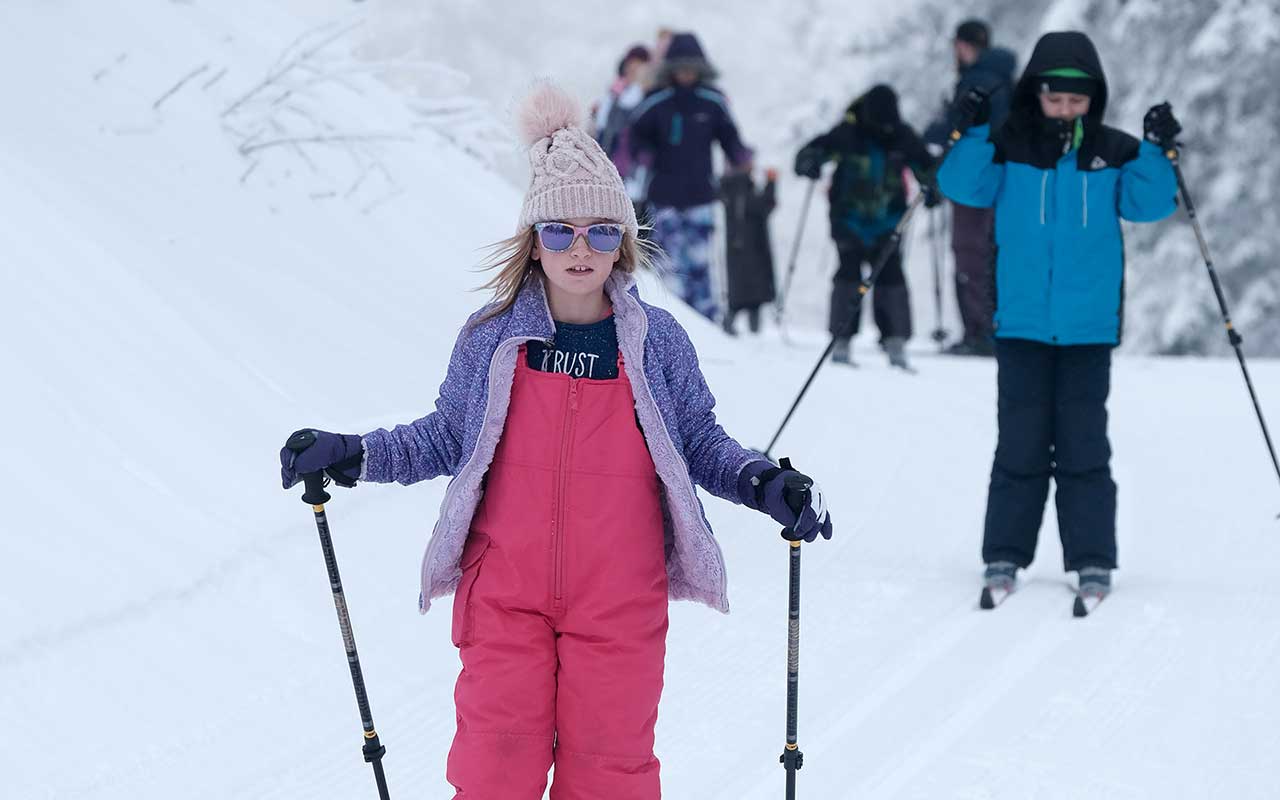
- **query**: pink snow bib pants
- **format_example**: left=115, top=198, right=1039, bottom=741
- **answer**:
left=447, top=347, right=669, bottom=799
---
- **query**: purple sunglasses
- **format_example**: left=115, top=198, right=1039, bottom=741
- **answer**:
left=534, top=221, right=624, bottom=253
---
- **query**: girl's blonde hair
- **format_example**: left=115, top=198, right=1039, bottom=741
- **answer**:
left=476, top=225, right=655, bottom=323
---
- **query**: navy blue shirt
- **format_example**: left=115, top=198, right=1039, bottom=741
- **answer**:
left=526, top=315, right=619, bottom=380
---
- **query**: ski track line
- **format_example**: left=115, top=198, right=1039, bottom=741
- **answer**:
left=798, top=591, right=994, bottom=769
left=851, top=597, right=1075, bottom=798
left=0, top=499, right=390, bottom=667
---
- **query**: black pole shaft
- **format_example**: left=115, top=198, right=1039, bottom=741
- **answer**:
left=298, top=467, right=392, bottom=800
left=777, top=180, right=818, bottom=321
left=764, top=193, right=926, bottom=455
left=1167, top=151, right=1280, bottom=498
left=780, top=539, right=803, bottom=798
left=929, top=205, right=947, bottom=346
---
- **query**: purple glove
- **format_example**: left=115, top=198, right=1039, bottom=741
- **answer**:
left=738, top=460, right=833, bottom=543
left=280, top=429, right=363, bottom=490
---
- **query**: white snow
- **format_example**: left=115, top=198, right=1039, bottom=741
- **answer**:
left=3, top=2, right=1280, bottom=798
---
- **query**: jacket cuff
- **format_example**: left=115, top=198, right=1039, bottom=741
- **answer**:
left=359, top=431, right=387, bottom=483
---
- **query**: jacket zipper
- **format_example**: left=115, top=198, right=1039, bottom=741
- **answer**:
left=1081, top=173, right=1088, bottom=228
left=1040, top=171, right=1048, bottom=225
left=553, top=380, right=579, bottom=606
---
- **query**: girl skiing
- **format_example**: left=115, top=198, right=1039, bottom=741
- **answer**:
left=279, top=83, right=833, bottom=799
left=937, top=31, right=1181, bottom=612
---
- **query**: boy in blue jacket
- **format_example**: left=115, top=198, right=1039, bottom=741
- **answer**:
left=937, top=31, right=1181, bottom=607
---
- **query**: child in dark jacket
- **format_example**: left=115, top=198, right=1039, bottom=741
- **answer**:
left=794, top=84, right=937, bottom=369
left=278, top=83, right=833, bottom=799
left=938, top=31, right=1181, bottom=609
left=629, top=32, right=751, bottom=323
left=719, top=163, right=777, bottom=334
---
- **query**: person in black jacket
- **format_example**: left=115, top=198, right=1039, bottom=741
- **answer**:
left=924, top=19, right=1017, bottom=357
left=719, top=163, right=777, bottom=335
left=629, top=32, right=751, bottom=322
left=794, top=84, right=937, bottom=369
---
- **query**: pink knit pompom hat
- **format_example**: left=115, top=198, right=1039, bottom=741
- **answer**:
left=516, top=82, right=638, bottom=238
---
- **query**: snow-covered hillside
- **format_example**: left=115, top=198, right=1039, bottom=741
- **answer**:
left=4, top=2, right=1280, bottom=798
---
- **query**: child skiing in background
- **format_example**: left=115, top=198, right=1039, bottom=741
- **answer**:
left=937, top=31, right=1181, bottom=613
left=794, top=84, right=939, bottom=370
left=628, top=32, right=752, bottom=323
left=278, top=83, right=833, bottom=799
left=719, top=161, right=777, bottom=335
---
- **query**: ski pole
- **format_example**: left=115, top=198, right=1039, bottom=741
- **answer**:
left=285, top=430, right=392, bottom=799
left=764, top=191, right=926, bottom=454
left=929, top=205, right=948, bottom=348
left=1162, top=144, right=1280, bottom=514
left=775, top=179, right=818, bottom=325
left=764, top=126, right=967, bottom=455
left=775, top=456, right=806, bottom=799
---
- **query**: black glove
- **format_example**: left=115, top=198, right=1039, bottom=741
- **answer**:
left=1143, top=102, right=1181, bottom=149
left=794, top=149, right=823, bottom=180
left=280, top=429, right=363, bottom=489
left=952, top=86, right=991, bottom=132
left=922, top=183, right=943, bottom=209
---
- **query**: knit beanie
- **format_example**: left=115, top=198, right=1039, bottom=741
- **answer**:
left=516, top=82, right=637, bottom=238
left=1037, top=67, right=1098, bottom=97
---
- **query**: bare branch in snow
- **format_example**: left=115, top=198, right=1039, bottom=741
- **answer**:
left=202, top=67, right=228, bottom=91
left=239, top=133, right=412, bottom=156
left=153, top=63, right=211, bottom=110
left=221, top=19, right=363, bottom=118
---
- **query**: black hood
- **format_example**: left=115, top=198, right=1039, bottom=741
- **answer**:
left=654, top=32, right=719, bottom=86
left=1012, top=31, right=1109, bottom=123
left=849, top=84, right=902, bottom=139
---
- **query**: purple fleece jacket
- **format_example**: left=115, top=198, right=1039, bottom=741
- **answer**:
left=360, top=271, right=763, bottom=614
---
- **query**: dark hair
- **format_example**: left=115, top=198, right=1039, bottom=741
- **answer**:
left=955, top=19, right=990, bottom=49
left=617, top=45, right=651, bottom=77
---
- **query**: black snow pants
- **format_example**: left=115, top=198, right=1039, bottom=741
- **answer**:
left=982, top=337, right=1117, bottom=571
left=828, top=232, right=911, bottom=341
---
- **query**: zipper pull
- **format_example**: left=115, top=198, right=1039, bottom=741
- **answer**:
left=569, top=381, right=579, bottom=411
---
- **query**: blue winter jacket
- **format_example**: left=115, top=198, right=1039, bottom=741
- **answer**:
left=628, top=83, right=749, bottom=209
left=937, top=32, right=1177, bottom=345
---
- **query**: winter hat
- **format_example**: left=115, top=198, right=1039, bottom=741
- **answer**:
left=658, top=32, right=719, bottom=81
left=1037, top=67, right=1098, bottom=97
left=852, top=84, right=901, bottom=135
left=955, top=19, right=991, bottom=49
left=516, top=82, right=638, bottom=238
left=617, top=44, right=651, bottom=77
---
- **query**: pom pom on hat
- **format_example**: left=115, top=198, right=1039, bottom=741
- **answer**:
left=517, top=81, right=585, bottom=147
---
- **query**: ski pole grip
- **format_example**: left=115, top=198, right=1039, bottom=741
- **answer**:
left=286, top=430, right=332, bottom=506
left=300, top=471, right=330, bottom=506
left=778, top=457, right=805, bottom=543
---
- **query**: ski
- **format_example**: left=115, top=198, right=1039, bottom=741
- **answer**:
left=978, top=583, right=1014, bottom=609
left=1072, top=591, right=1106, bottom=617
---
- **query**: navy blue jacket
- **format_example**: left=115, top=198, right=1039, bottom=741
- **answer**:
left=925, top=47, right=1017, bottom=146
left=938, top=32, right=1177, bottom=345
left=628, top=84, right=749, bottom=209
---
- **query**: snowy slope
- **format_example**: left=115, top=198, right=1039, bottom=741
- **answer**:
left=4, top=2, right=1280, bottom=799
